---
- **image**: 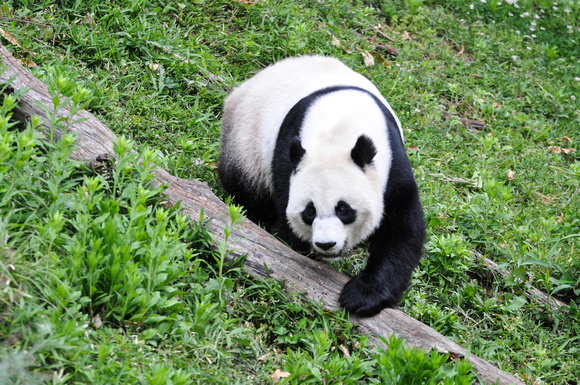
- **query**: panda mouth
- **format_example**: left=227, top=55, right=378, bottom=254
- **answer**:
left=311, top=248, right=344, bottom=260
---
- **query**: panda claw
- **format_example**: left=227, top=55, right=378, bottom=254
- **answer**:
left=339, top=273, right=398, bottom=317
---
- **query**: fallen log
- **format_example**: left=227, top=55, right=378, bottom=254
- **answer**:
left=0, top=43, right=522, bottom=385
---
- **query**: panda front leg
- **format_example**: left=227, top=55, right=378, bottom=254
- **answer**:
left=339, top=193, right=426, bottom=317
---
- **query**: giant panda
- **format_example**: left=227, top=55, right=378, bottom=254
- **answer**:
left=218, top=55, right=426, bottom=317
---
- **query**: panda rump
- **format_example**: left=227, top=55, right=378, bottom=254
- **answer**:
left=218, top=56, right=426, bottom=317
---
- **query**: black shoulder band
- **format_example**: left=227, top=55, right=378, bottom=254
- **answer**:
left=276, top=85, right=404, bottom=152
left=271, top=85, right=406, bottom=216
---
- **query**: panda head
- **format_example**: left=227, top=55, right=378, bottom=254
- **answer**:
left=285, top=135, right=385, bottom=257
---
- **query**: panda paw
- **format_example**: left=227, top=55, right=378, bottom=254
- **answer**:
left=339, top=273, right=399, bottom=317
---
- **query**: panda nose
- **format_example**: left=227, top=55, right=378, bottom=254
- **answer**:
left=315, top=241, right=336, bottom=251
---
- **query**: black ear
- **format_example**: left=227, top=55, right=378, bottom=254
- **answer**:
left=351, top=135, right=377, bottom=169
left=290, top=137, right=306, bottom=169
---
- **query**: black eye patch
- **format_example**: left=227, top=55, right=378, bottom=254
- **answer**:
left=335, top=201, right=356, bottom=224
left=301, top=202, right=316, bottom=225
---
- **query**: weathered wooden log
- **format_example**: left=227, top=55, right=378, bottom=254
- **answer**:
left=0, top=43, right=522, bottom=385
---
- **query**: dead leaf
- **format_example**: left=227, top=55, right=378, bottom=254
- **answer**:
left=232, top=0, right=259, bottom=4
left=562, top=136, right=572, bottom=143
left=149, top=63, right=159, bottom=71
left=82, top=13, right=95, bottom=27
left=448, top=352, right=463, bottom=361
left=339, top=344, right=350, bottom=358
left=331, top=37, right=341, bottom=47
left=92, top=314, right=102, bottom=328
left=557, top=213, right=564, bottom=223
left=402, top=31, right=412, bottom=41
left=18, top=58, right=37, bottom=67
left=563, top=148, right=576, bottom=154
left=408, top=145, right=420, bottom=151
left=547, top=145, right=562, bottom=154
left=455, top=45, right=465, bottom=56
left=361, top=50, right=374, bottom=67
left=0, top=27, right=21, bottom=47
left=536, top=192, right=551, bottom=204
left=271, top=369, right=291, bottom=380
left=507, top=170, right=515, bottom=180
left=370, top=50, right=391, bottom=68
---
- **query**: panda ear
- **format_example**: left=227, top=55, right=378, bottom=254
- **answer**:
left=351, top=135, right=377, bottom=169
left=290, top=137, right=306, bottom=169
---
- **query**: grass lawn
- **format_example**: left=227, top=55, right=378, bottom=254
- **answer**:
left=1, top=0, right=579, bottom=383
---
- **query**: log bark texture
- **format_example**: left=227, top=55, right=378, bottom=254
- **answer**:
left=1, top=43, right=522, bottom=385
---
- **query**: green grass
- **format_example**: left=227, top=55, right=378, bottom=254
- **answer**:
left=0, top=85, right=474, bottom=384
left=1, top=0, right=579, bottom=383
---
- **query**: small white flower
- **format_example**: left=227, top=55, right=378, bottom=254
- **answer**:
left=568, top=25, right=574, bottom=33
left=509, top=12, right=514, bottom=16
left=532, top=34, right=536, bottom=37
left=512, top=55, right=518, bottom=61
left=516, top=30, right=521, bottom=34
left=510, top=48, right=514, bottom=51
left=469, top=3, right=474, bottom=9
left=521, top=12, right=529, bottom=17
left=574, top=77, right=580, bottom=81
left=564, top=8, right=571, bottom=14
left=572, top=95, right=576, bottom=101
left=530, top=27, right=535, bottom=31
left=553, top=6, right=558, bottom=11
left=514, top=4, right=519, bottom=8
left=540, top=27, right=546, bottom=31
left=481, top=0, right=486, bottom=3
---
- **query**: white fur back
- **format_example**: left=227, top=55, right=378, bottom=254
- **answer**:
left=221, top=55, right=402, bottom=193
